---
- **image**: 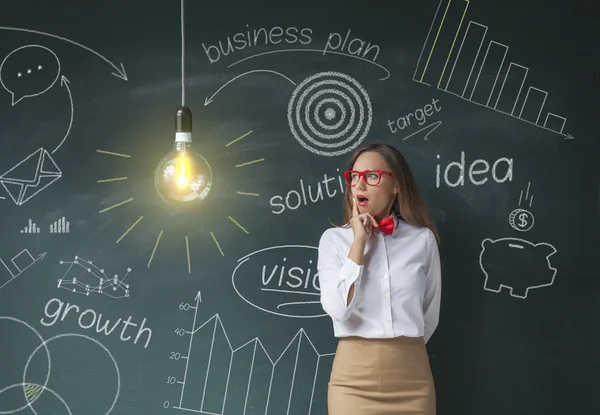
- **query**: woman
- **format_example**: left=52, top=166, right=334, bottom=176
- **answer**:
left=317, top=142, right=442, bottom=415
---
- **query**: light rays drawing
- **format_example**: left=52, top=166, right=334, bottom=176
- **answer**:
left=95, top=130, right=261, bottom=273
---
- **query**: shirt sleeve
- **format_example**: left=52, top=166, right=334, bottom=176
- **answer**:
left=423, top=229, right=442, bottom=344
left=317, top=229, right=364, bottom=322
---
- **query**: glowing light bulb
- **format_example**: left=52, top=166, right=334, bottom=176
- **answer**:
left=154, top=107, right=213, bottom=207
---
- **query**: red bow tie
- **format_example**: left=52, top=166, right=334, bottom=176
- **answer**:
left=377, top=217, right=395, bottom=235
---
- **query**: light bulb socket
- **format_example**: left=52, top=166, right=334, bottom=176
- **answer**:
left=175, top=106, right=193, bottom=133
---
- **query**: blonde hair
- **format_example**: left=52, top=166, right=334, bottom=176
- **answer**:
left=332, top=142, right=440, bottom=246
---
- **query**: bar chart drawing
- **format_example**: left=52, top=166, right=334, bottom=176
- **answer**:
left=50, top=216, right=70, bottom=233
left=173, top=292, right=334, bottom=415
left=413, top=0, right=573, bottom=139
left=20, top=219, right=41, bottom=234
left=0, top=248, right=46, bottom=291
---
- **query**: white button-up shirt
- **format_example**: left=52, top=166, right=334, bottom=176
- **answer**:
left=317, top=215, right=442, bottom=343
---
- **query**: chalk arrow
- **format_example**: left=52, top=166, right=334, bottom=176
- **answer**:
left=0, top=26, right=128, bottom=81
left=205, top=69, right=296, bottom=106
left=195, top=290, right=202, bottom=303
left=401, top=120, right=443, bottom=141
left=51, top=76, right=74, bottom=154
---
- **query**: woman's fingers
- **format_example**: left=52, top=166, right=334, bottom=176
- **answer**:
left=367, top=213, right=379, bottom=228
left=352, top=196, right=359, bottom=217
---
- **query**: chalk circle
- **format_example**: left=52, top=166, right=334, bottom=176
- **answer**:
left=0, top=384, right=72, bottom=415
left=23, top=333, right=121, bottom=415
left=314, top=98, right=346, bottom=130
left=287, top=71, right=372, bottom=157
left=0, top=316, right=51, bottom=414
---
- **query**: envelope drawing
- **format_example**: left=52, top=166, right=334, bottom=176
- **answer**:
left=0, top=147, right=62, bottom=206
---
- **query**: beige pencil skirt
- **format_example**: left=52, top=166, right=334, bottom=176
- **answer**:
left=328, top=335, right=436, bottom=415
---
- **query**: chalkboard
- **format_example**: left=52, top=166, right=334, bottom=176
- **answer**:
left=0, top=0, right=599, bottom=414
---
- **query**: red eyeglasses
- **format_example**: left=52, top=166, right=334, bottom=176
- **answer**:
left=344, top=170, right=393, bottom=186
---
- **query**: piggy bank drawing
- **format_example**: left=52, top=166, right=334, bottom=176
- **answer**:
left=479, top=237, right=557, bottom=299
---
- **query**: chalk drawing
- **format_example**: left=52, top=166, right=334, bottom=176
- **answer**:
left=413, top=0, right=573, bottom=139
left=479, top=237, right=557, bottom=299
left=479, top=181, right=558, bottom=299
left=227, top=49, right=390, bottom=81
left=168, top=292, right=333, bottom=415
left=288, top=71, right=373, bottom=157
left=0, top=317, right=121, bottom=414
left=0, top=26, right=127, bottom=80
left=57, top=256, right=131, bottom=299
left=0, top=45, right=74, bottom=154
left=0, top=248, right=46, bottom=291
left=18, top=217, right=70, bottom=234
left=95, top=126, right=256, bottom=269
left=204, top=69, right=296, bottom=105
left=0, top=148, right=62, bottom=206
left=509, top=181, right=535, bottom=232
left=232, top=245, right=324, bottom=319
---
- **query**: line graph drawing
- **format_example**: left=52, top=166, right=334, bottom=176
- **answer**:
left=0, top=248, right=46, bottom=291
left=168, top=292, right=334, bottom=415
left=57, top=256, right=131, bottom=299
left=413, top=0, right=573, bottom=139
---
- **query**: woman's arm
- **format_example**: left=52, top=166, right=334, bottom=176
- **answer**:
left=423, top=229, right=442, bottom=343
left=317, top=230, right=365, bottom=322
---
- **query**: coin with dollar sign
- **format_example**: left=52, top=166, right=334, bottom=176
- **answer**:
left=509, top=208, right=535, bottom=232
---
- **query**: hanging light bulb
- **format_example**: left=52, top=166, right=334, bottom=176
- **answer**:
left=154, top=107, right=212, bottom=206
left=154, top=0, right=213, bottom=207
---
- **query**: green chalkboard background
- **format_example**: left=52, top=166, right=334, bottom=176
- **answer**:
left=0, top=0, right=599, bottom=414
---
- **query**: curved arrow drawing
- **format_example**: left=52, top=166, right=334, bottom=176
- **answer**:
left=0, top=26, right=127, bottom=81
left=227, top=49, right=392, bottom=81
left=205, top=69, right=296, bottom=106
left=51, top=76, right=73, bottom=154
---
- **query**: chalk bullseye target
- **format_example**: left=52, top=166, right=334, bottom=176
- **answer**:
left=287, top=71, right=373, bottom=156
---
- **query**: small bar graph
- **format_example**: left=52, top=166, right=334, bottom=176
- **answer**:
left=494, top=63, right=529, bottom=114
left=16, top=217, right=71, bottom=235
left=519, top=87, right=548, bottom=125
left=444, top=21, right=488, bottom=96
left=413, top=0, right=573, bottom=139
left=469, top=41, right=508, bottom=106
left=20, top=219, right=40, bottom=234
left=544, top=113, right=566, bottom=134
left=50, top=217, right=70, bottom=234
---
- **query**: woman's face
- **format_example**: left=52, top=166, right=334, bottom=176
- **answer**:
left=349, top=151, right=397, bottom=220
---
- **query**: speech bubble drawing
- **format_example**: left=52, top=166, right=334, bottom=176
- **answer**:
left=232, top=245, right=325, bottom=318
left=0, top=44, right=61, bottom=105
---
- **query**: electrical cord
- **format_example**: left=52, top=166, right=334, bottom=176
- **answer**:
left=181, top=0, right=186, bottom=106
